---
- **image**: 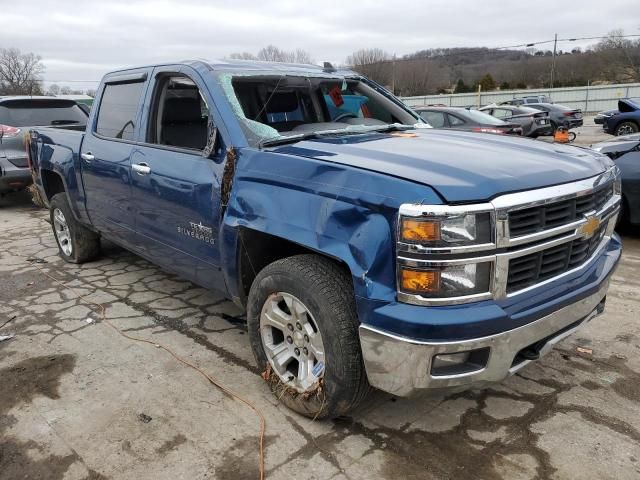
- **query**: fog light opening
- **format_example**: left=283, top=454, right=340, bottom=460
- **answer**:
left=431, top=347, right=490, bottom=376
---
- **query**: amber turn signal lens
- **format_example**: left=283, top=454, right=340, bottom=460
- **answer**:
left=400, top=268, right=440, bottom=293
left=401, top=219, right=441, bottom=242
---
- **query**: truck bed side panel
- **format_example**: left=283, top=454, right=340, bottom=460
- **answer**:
left=33, top=128, right=89, bottom=224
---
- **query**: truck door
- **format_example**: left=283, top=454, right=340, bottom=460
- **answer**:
left=130, top=67, right=226, bottom=290
left=80, top=71, right=150, bottom=247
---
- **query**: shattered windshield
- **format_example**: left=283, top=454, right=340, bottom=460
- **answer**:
left=217, top=72, right=423, bottom=147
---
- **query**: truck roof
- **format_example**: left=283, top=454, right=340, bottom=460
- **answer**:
left=106, top=59, right=357, bottom=77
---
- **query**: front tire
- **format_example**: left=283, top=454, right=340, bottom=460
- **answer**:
left=615, top=121, right=639, bottom=136
left=50, top=193, right=100, bottom=263
left=247, top=255, right=370, bottom=419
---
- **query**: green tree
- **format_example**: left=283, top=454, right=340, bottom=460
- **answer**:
left=479, top=73, right=497, bottom=91
left=499, top=81, right=510, bottom=90
left=454, top=79, right=469, bottom=93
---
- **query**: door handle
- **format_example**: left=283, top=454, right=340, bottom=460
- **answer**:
left=81, top=152, right=95, bottom=162
left=132, top=162, right=151, bottom=175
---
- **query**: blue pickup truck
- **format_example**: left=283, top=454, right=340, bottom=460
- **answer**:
left=28, top=60, right=622, bottom=419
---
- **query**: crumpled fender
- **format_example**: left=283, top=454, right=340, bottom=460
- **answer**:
left=220, top=147, right=442, bottom=307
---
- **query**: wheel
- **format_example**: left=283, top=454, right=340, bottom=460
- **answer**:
left=615, top=121, right=639, bottom=136
left=247, top=254, right=370, bottom=419
left=50, top=193, right=100, bottom=263
left=550, top=120, right=558, bottom=132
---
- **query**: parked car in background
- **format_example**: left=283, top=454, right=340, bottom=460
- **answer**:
left=592, top=133, right=640, bottom=227
left=0, top=96, right=88, bottom=198
left=595, top=108, right=618, bottom=125
left=414, top=106, right=523, bottom=135
left=526, top=103, right=583, bottom=131
left=479, top=104, right=552, bottom=137
left=603, top=99, right=640, bottom=136
left=501, top=95, right=552, bottom=106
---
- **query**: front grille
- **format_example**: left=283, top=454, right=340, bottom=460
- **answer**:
left=7, top=156, right=28, bottom=168
left=506, top=227, right=606, bottom=293
left=509, top=184, right=613, bottom=237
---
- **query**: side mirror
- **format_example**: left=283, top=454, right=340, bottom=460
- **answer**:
left=203, top=117, right=219, bottom=159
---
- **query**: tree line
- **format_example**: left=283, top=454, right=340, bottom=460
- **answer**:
left=345, top=30, right=640, bottom=96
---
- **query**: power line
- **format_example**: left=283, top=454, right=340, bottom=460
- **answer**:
left=351, top=33, right=640, bottom=67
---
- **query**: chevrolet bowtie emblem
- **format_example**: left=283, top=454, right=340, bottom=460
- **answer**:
left=580, top=215, right=601, bottom=237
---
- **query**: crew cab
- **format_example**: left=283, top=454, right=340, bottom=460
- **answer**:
left=28, top=60, right=622, bottom=418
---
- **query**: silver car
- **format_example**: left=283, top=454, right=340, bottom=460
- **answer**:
left=479, top=104, right=553, bottom=138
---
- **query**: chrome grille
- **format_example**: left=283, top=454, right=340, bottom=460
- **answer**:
left=508, top=184, right=613, bottom=237
left=506, top=226, right=606, bottom=293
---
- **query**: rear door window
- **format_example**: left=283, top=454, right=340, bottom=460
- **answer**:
left=447, top=114, right=465, bottom=126
left=0, top=100, right=87, bottom=127
left=420, top=111, right=446, bottom=128
left=492, top=108, right=512, bottom=119
left=96, top=82, right=145, bottom=140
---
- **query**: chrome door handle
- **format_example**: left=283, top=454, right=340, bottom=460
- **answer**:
left=132, top=162, right=151, bottom=175
left=81, top=152, right=95, bottom=162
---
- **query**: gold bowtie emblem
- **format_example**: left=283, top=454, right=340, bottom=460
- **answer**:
left=580, top=216, right=601, bottom=237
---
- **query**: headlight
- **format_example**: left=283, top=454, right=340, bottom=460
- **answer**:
left=400, top=213, right=492, bottom=247
left=399, top=262, right=492, bottom=298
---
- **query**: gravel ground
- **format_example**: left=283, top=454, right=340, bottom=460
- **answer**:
left=1, top=126, right=639, bottom=480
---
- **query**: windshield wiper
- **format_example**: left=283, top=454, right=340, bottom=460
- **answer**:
left=50, top=120, right=82, bottom=125
left=259, top=124, right=414, bottom=149
left=259, top=131, right=330, bottom=148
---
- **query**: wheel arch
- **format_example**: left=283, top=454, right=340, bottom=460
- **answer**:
left=235, top=227, right=352, bottom=308
left=41, top=169, right=66, bottom=201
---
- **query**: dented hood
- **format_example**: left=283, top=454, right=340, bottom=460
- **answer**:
left=274, top=129, right=611, bottom=203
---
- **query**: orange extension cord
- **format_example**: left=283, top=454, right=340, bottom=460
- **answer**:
left=23, top=256, right=266, bottom=480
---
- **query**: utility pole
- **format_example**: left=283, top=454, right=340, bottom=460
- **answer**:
left=550, top=33, right=558, bottom=90
left=391, top=53, right=396, bottom=95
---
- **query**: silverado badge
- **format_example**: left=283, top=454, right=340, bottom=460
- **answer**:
left=177, top=221, right=215, bottom=244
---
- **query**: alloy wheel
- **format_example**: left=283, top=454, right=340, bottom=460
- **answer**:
left=259, top=292, right=325, bottom=392
left=53, top=208, right=72, bottom=256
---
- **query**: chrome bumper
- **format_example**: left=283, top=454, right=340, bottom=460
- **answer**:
left=359, top=279, right=609, bottom=396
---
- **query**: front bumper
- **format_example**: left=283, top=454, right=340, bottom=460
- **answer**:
left=360, top=280, right=610, bottom=396
left=359, top=231, right=621, bottom=396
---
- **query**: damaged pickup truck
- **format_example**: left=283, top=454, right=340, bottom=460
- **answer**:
left=28, top=60, right=622, bottom=418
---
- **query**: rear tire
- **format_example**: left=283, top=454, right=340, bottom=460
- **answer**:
left=247, top=254, right=370, bottom=419
left=615, top=121, right=639, bottom=136
left=50, top=193, right=100, bottom=263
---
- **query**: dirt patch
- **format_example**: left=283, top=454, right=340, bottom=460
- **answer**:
left=156, top=434, right=187, bottom=455
left=214, top=435, right=261, bottom=480
left=0, top=354, right=108, bottom=480
left=0, top=354, right=76, bottom=416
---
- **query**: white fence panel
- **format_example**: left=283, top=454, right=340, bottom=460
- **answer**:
left=401, top=83, right=640, bottom=113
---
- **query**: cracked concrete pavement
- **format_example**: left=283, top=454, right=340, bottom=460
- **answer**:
left=1, top=186, right=640, bottom=480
